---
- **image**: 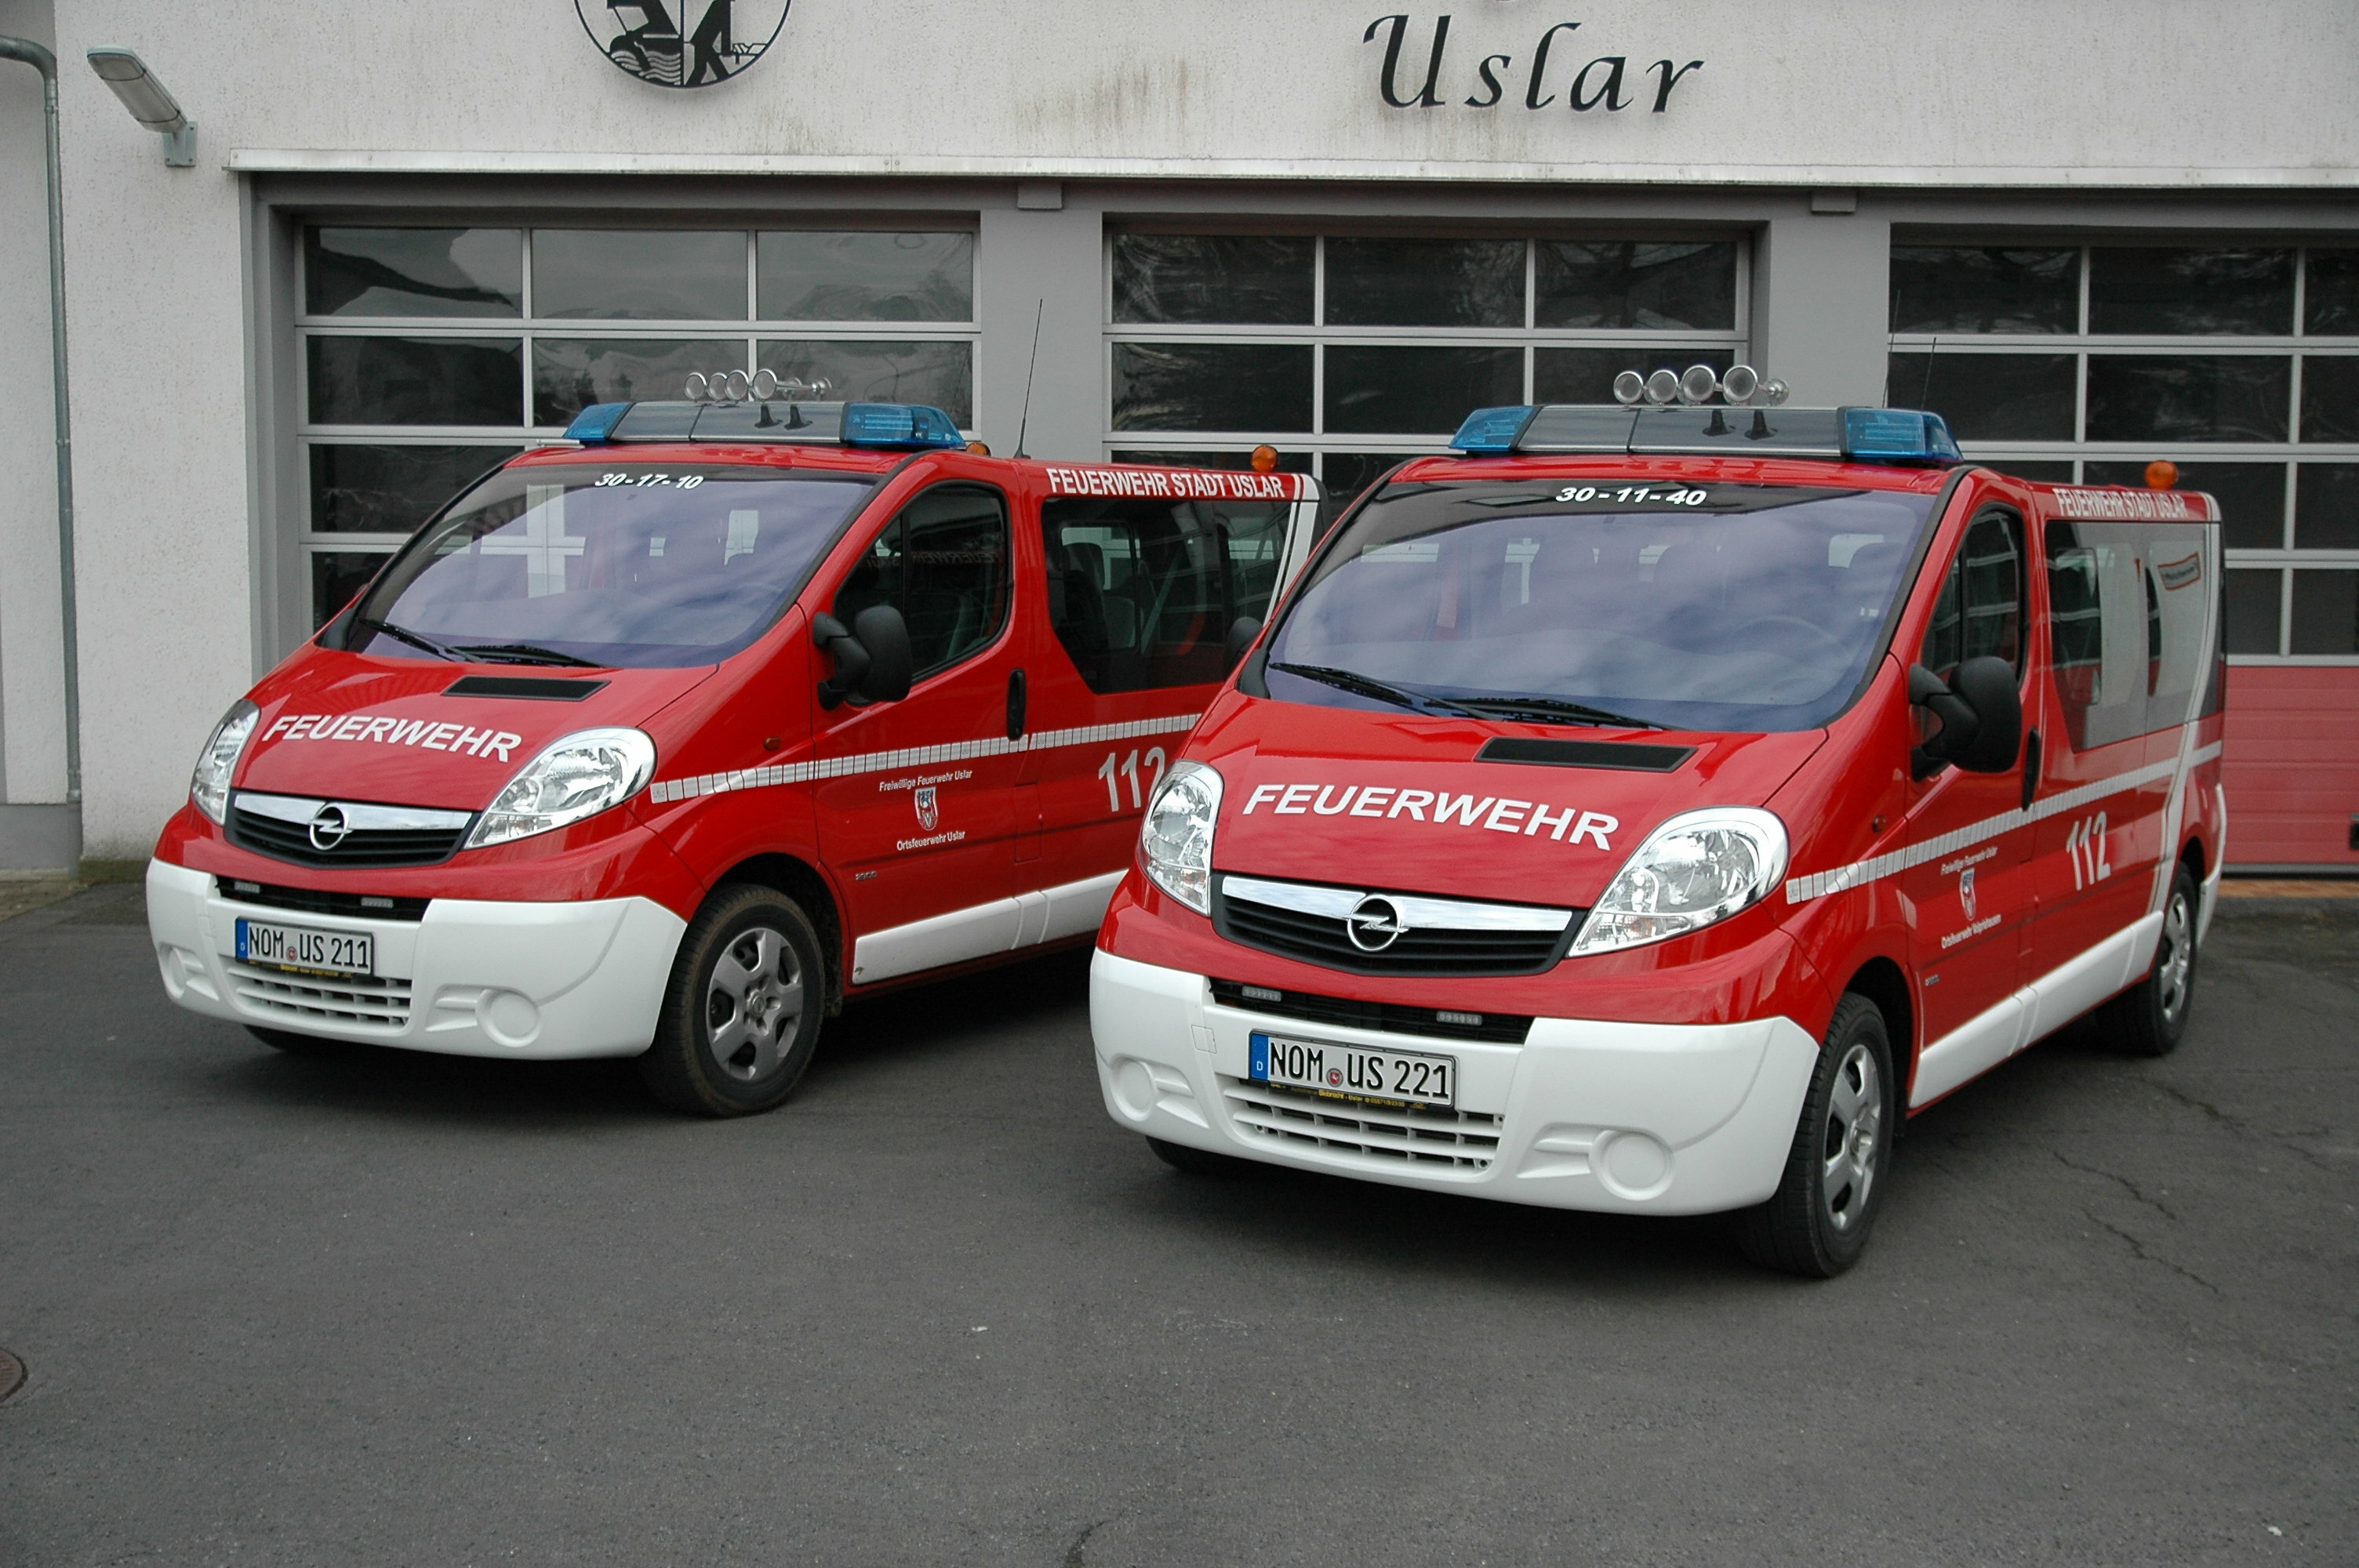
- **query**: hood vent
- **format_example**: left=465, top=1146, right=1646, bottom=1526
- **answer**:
left=1476, top=737, right=1695, bottom=772
left=444, top=676, right=606, bottom=701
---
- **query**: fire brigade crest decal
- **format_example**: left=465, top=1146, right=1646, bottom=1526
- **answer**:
left=576, top=0, right=790, bottom=89
left=914, top=786, right=940, bottom=832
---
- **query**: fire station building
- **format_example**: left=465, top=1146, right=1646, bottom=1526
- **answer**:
left=0, top=1, right=2353, bottom=870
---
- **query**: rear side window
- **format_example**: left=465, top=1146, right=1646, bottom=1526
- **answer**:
left=834, top=484, right=1009, bottom=679
left=1921, top=510, right=2025, bottom=681
left=2044, top=518, right=2214, bottom=750
left=1043, top=497, right=1291, bottom=693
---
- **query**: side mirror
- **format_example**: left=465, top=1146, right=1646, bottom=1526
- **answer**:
left=1910, top=655, right=2021, bottom=778
left=814, top=605, right=914, bottom=709
left=1225, top=615, right=1263, bottom=671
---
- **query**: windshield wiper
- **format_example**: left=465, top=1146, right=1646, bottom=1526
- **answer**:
left=1269, top=662, right=1481, bottom=717
left=1442, top=695, right=1668, bottom=731
left=356, top=617, right=461, bottom=662
left=451, top=642, right=607, bottom=669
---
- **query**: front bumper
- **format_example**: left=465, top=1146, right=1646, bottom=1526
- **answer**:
left=146, top=858, right=686, bottom=1059
left=1091, top=949, right=1820, bottom=1215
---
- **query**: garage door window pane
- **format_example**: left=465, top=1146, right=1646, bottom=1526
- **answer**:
left=1111, top=236, right=1314, bottom=325
left=2300, top=356, right=2359, bottom=444
left=1888, top=352, right=2076, bottom=441
left=2085, top=461, right=2288, bottom=551
left=2224, top=569, right=2283, bottom=655
left=306, top=228, right=520, bottom=318
left=1537, top=347, right=1730, bottom=405
left=758, top=232, right=972, bottom=321
left=2295, top=464, right=2359, bottom=550
left=759, top=340, right=973, bottom=426
left=2085, top=356, right=2290, bottom=442
left=533, top=230, right=747, bottom=321
left=1535, top=241, right=1736, bottom=330
left=2089, top=249, right=2295, bottom=336
left=2304, top=249, right=2359, bottom=336
left=1112, top=343, right=1313, bottom=434
left=307, top=336, right=523, bottom=426
left=310, top=445, right=522, bottom=533
left=1110, top=449, right=1313, bottom=474
left=534, top=338, right=744, bottom=426
left=1325, top=239, right=1523, bottom=328
left=2290, top=569, right=2359, bottom=655
left=1889, top=247, right=2078, bottom=335
left=311, top=550, right=392, bottom=629
left=1325, top=345, right=1522, bottom=435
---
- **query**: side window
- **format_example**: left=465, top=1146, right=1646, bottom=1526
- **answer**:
left=834, top=484, right=1009, bottom=679
left=2045, top=518, right=2212, bottom=750
left=1042, top=497, right=1289, bottom=693
left=1921, top=509, right=2025, bottom=681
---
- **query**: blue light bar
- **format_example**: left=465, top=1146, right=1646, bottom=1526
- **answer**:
left=840, top=402, right=965, bottom=450
left=1450, top=405, right=1537, bottom=453
left=565, top=402, right=631, bottom=443
left=1841, top=408, right=1960, bottom=465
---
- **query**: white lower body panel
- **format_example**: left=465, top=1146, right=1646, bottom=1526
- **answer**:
left=852, top=871, right=1118, bottom=985
left=1910, top=910, right=2166, bottom=1108
left=1089, top=949, right=1821, bottom=1216
left=147, top=858, right=685, bottom=1060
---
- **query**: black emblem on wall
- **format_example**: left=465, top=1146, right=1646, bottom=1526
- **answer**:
left=576, top=1, right=791, bottom=89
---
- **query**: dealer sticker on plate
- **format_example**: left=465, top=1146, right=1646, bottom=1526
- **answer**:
left=234, top=917, right=374, bottom=978
left=1249, top=1029, right=1456, bottom=1109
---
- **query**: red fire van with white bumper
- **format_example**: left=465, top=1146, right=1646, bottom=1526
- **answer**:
left=1092, top=391, right=2225, bottom=1276
left=147, top=394, right=1318, bottom=1115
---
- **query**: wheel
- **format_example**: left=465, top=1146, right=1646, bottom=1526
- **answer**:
left=1147, top=1136, right=1256, bottom=1178
left=247, top=1025, right=345, bottom=1055
left=2099, top=862, right=2200, bottom=1058
left=1739, top=994, right=1895, bottom=1278
left=638, top=884, right=825, bottom=1116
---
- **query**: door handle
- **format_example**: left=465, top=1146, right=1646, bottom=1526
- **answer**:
left=1005, top=667, right=1027, bottom=742
left=2020, top=727, right=2041, bottom=811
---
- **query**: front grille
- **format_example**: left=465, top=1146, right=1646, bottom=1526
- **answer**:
left=1213, top=874, right=1576, bottom=978
left=227, top=962, right=413, bottom=1031
left=216, top=878, right=431, bottom=922
left=227, top=792, right=471, bottom=869
left=1220, top=1076, right=1504, bottom=1170
left=1209, top=978, right=1531, bottom=1044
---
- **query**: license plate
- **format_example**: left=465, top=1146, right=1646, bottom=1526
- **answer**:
left=234, top=917, right=375, bottom=978
left=1249, top=1030, right=1456, bottom=1109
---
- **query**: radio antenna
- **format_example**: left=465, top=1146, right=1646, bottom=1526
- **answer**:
left=1918, top=334, right=1939, bottom=408
left=1014, top=297, right=1044, bottom=458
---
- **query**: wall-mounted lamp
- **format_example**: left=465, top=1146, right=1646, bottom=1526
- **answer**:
left=86, top=47, right=194, bottom=166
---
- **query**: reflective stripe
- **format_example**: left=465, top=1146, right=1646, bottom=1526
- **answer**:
left=1782, top=741, right=2223, bottom=906
left=645, top=712, right=1201, bottom=806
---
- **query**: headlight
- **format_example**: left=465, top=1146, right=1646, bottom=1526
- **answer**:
left=189, top=700, right=259, bottom=823
left=1141, top=760, right=1222, bottom=914
left=464, top=727, right=656, bottom=850
left=1571, top=807, right=1788, bottom=956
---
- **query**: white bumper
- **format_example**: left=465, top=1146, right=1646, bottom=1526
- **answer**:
left=146, top=858, right=687, bottom=1060
left=1091, top=950, right=1820, bottom=1216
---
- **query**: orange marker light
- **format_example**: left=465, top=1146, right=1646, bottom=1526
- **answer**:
left=1250, top=444, right=1279, bottom=474
left=2145, top=459, right=2179, bottom=490
left=965, top=440, right=991, bottom=456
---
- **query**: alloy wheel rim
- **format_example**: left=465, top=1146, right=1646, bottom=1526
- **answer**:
left=2157, top=889, right=2193, bottom=1024
left=1820, top=1041, right=1881, bottom=1233
left=705, top=925, right=804, bottom=1082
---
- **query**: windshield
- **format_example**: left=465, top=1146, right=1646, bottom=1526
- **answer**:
left=343, top=464, right=874, bottom=668
left=1264, top=478, right=1941, bottom=731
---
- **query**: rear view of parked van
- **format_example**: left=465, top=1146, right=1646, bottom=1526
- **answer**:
left=1092, top=388, right=2224, bottom=1275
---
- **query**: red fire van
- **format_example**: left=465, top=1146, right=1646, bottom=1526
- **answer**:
left=147, top=394, right=1320, bottom=1115
left=1092, top=386, right=2225, bottom=1276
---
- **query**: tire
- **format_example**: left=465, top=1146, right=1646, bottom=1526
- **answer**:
left=247, top=1025, right=344, bottom=1055
left=1739, top=994, right=1896, bottom=1278
left=1147, top=1136, right=1256, bottom=1178
left=638, top=884, right=826, bottom=1117
left=2100, top=861, right=2201, bottom=1058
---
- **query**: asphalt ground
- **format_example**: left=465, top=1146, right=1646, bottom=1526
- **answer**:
left=1, top=885, right=2352, bottom=1566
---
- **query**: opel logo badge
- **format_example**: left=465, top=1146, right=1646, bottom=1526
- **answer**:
left=307, top=804, right=351, bottom=852
left=1346, top=894, right=1408, bottom=953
